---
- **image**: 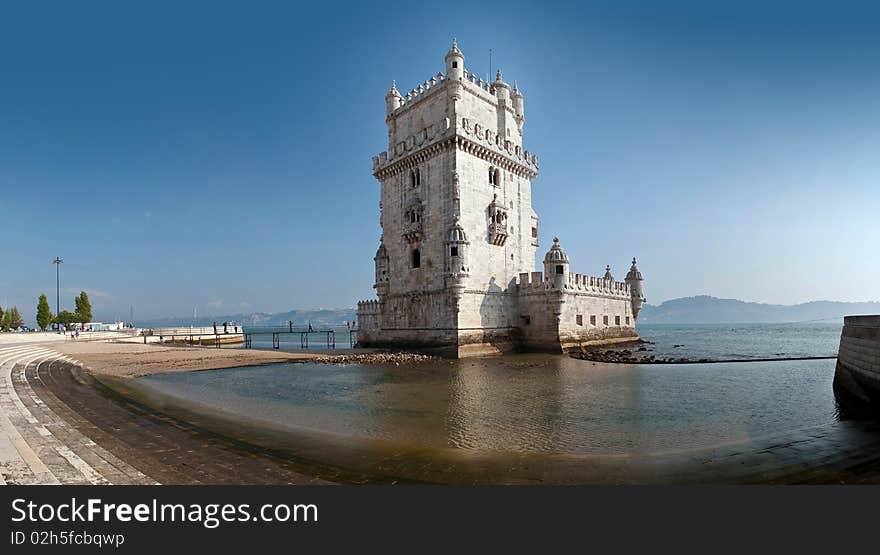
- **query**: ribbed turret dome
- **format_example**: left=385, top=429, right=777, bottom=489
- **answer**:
left=544, top=237, right=569, bottom=263
left=445, top=37, right=463, bottom=61
left=625, top=257, right=642, bottom=280
left=375, top=242, right=388, bottom=259
left=386, top=80, right=402, bottom=99
left=603, top=265, right=614, bottom=280
left=447, top=221, right=468, bottom=243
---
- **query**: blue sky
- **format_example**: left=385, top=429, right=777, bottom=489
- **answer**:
left=1, top=1, right=878, bottom=323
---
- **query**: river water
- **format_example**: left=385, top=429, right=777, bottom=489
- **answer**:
left=135, top=323, right=843, bottom=455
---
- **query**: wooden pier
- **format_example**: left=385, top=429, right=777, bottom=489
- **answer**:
left=244, top=328, right=359, bottom=350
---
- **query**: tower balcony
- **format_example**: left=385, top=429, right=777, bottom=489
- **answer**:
left=488, top=223, right=508, bottom=246
left=402, top=221, right=423, bottom=243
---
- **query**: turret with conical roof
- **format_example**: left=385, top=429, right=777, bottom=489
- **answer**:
left=445, top=219, right=470, bottom=280
left=445, top=37, right=464, bottom=80
left=544, top=237, right=570, bottom=288
left=374, top=239, right=390, bottom=298
left=385, top=81, right=403, bottom=116
left=603, top=265, right=614, bottom=280
left=625, top=257, right=646, bottom=319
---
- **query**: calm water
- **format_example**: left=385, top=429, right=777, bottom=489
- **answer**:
left=137, top=323, right=842, bottom=455
left=637, top=322, right=841, bottom=360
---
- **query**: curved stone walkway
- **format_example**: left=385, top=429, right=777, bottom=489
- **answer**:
left=0, top=344, right=331, bottom=485
left=0, top=345, right=155, bottom=485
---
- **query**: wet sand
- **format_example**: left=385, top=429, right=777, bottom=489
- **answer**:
left=54, top=341, right=435, bottom=378
left=54, top=341, right=331, bottom=377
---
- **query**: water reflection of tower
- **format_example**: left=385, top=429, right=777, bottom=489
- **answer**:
left=446, top=358, right=572, bottom=452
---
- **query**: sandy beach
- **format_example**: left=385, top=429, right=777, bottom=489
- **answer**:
left=54, top=341, right=327, bottom=377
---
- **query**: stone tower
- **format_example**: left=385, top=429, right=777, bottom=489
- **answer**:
left=359, top=39, right=541, bottom=356
left=359, top=39, right=643, bottom=357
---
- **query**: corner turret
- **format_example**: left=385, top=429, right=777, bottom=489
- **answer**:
left=445, top=37, right=464, bottom=80
left=544, top=237, right=570, bottom=289
left=385, top=81, right=403, bottom=115
left=512, top=81, right=524, bottom=134
left=374, top=240, right=390, bottom=299
left=625, top=257, right=646, bottom=319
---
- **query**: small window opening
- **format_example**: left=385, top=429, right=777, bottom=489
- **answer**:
left=450, top=246, right=458, bottom=257
left=603, top=315, right=609, bottom=326
left=531, top=227, right=538, bottom=238
left=576, top=315, right=583, bottom=326
left=452, top=61, right=458, bottom=68
left=555, top=265, right=563, bottom=275
left=523, top=316, right=531, bottom=326
left=412, top=249, right=421, bottom=269
left=615, top=316, right=621, bottom=326
left=626, top=316, right=630, bottom=325
left=590, top=315, right=596, bottom=326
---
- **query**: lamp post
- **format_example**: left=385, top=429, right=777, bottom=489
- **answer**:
left=53, top=257, right=63, bottom=330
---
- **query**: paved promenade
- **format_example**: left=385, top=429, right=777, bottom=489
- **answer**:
left=0, top=344, right=155, bottom=485
left=0, top=343, right=328, bottom=485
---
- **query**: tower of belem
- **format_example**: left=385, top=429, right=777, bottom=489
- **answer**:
left=357, top=39, right=646, bottom=357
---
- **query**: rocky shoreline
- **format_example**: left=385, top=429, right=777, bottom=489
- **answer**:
left=570, top=342, right=836, bottom=365
left=310, top=352, right=437, bottom=365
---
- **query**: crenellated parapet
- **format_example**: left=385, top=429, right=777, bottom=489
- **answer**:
left=566, top=273, right=631, bottom=298
left=357, top=299, right=381, bottom=315
left=514, top=271, right=631, bottom=298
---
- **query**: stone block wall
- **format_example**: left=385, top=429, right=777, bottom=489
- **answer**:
left=834, top=315, right=880, bottom=414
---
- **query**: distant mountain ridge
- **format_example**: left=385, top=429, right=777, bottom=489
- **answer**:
left=139, top=308, right=357, bottom=328
left=639, top=296, right=880, bottom=324
left=139, top=296, right=880, bottom=327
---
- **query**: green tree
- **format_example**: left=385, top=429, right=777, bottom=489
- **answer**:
left=54, top=310, right=79, bottom=328
left=0, top=305, right=4, bottom=330
left=9, top=307, right=23, bottom=330
left=1, top=309, right=10, bottom=331
left=74, top=291, right=93, bottom=323
left=36, top=294, right=53, bottom=331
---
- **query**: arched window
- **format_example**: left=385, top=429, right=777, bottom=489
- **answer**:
left=494, top=168, right=501, bottom=186
left=410, top=170, right=416, bottom=188
left=411, top=249, right=421, bottom=269
left=415, top=168, right=421, bottom=186
left=488, top=167, right=495, bottom=185
left=450, top=246, right=458, bottom=257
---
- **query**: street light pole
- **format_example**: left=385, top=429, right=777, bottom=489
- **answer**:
left=53, top=257, right=63, bottom=329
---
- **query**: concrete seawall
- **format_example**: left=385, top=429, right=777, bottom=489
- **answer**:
left=834, top=315, right=880, bottom=414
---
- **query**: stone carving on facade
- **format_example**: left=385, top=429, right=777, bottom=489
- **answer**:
left=487, top=194, right=508, bottom=246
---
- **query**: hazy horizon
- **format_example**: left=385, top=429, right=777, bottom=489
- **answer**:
left=2, top=1, right=878, bottom=323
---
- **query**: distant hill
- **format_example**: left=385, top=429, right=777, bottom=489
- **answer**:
left=139, top=296, right=880, bottom=327
left=139, top=308, right=357, bottom=328
left=639, top=296, right=880, bottom=324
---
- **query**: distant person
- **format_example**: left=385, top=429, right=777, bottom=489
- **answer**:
left=308, top=323, right=313, bottom=332
left=234, top=325, right=238, bottom=334
left=212, top=321, right=217, bottom=335
left=223, top=321, right=228, bottom=334
left=288, top=320, right=293, bottom=333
